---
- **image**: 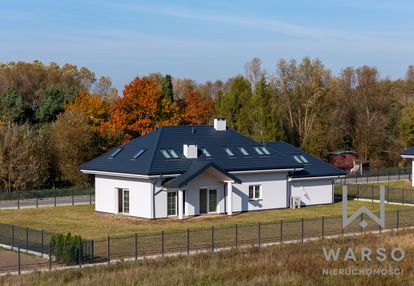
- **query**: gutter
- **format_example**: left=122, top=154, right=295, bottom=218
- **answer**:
left=288, top=175, right=346, bottom=182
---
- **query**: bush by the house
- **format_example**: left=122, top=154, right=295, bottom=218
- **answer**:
left=50, top=232, right=82, bottom=265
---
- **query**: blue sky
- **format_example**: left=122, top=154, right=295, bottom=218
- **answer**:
left=2, top=0, right=414, bottom=91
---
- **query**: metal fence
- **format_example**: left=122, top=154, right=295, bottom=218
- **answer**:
left=340, top=167, right=411, bottom=184
left=0, top=187, right=95, bottom=210
left=334, top=184, right=414, bottom=205
left=3, top=207, right=414, bottom=275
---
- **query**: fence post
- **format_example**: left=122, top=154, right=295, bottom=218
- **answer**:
left=41, top=229, right=44, bottom=257
left=280, top=220, right=283, bottom=244
left=186, top=229, right=190, bottom=255
left=89, top=188, right=92, bottom=205
left=357, top=184, right=360, bottom=201
left=78, top=240, right=82, bottom=268
left=402, top=188, right=405, bottom=205
left=301, top=218, right=304, bottom=243
left=377, top=169, right=379, bottom=183
left=366, top=171, right=369, bottom=183
left=12, top=224, right=15, bottom=248
left=398, top=168, right=400, bottom=181
left=387, top=170, right=390, bottom=182
left=135, top=233, right=138, bottom=261
left=161, top=231, right=164, bottom=257
left=397, top=210, right=400, bottom=230
left=36, top=190, right=38, bottom=208
left=54, top=189, right=56, bottom=207
left=26, top=227, right=29, bottom=251
left=49, top=242, right=52, bottom=270
left=258, top=222, right=261, bottom=247
left=18, top=245, right=21, bottom=275
left=321, top=216, right=325, bottom=239
left=235, top=224, right=238, bottom=248
left=371, top=185, right=374, bottom=202
left=211, top=226, right=215, bottom=253
left=72, top=189, right=74, bottom=206
left=17, top=191, right=20, bottom=209
left=360, top=213, right=363, bottom=234
left=107, top=236, right=110, bottom=265
left=386, top=187, right=389, bottom=204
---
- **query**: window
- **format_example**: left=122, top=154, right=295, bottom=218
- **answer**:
left=225, top=148, right=235, bottom=156
left=109, top=148, right=122, bottom=158
left=299, top=155, right=309, bottom=163
left=117, top=188, right=129, bottom=213
left=239, top=147, right=249, bottom=156
left=167, top=192, right=177, bottom=216
left=249, top=185, right=261, bottom=200
left=160, top=150, right=171, bottom=158
left=293, top=155, right=302, bottom=163
left=201, top=148, right=211, bottom=157
left=208, top=189, right=217, bottom=212
left=260, top=147, right=271, bottom=155
left=123, top=190, right=129, bottom=213
left=132, top=149, right=145, bottom=159
left=254, top=147, right=264, bottom=155
left=168, top=149, right=179, bottom=158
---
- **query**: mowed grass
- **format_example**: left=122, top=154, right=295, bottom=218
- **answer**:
left=0, top=201, right=411, bottom=239
left=2, top=230, right=414, bottom=286
left=350, top=180, right=413, bottom=189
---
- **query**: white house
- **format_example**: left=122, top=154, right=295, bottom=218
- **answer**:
left=81, top=119, right=345, bottom=219
left=401, top=147, right=414, bottom=186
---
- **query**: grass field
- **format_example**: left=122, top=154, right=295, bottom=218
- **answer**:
left=0, top=201, right=411, bottom=239
left=1, top=229, right=413, bottom=285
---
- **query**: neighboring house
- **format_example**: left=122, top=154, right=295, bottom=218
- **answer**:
left=327, top=151, right=369, bottom=174
left=400, top=147, right=414, bottom=186
left=81, top=119, right=345, bottom=219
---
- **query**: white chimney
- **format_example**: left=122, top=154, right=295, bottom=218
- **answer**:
left=183, top=144, right=198, bottom=159
left=214, top=118, right=226, bottom=131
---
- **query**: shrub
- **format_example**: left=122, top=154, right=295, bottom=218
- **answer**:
left=50, top=232, right=82, bottom=265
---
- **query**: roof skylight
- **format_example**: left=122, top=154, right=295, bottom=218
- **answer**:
left=160, top=150, right=171, bottom=158
left=202, top=148, right=211, bottom=157
left=260, top=147, right=270, bottom=155
left=293, top=155, right=305, bottom=163
left=299, top=155, right=309, bottom=163
left=108, top=148, right=122, bottom=158
left=254, top=147, right=264, bottom=155
left=168, top=149, right=179, bottom=158
left=239, top=147, right=249, bottom=156
left=225, top=148, right=235, bottom=156
left=132, top=149, right=145, bottom=159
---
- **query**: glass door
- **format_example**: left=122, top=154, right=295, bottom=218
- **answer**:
left=208, top=189, right=217, bottom=213
left=167, top=191, right=177, bottom=216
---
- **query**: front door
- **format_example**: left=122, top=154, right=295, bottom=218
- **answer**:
left=200, top=188, right=218, bottom=214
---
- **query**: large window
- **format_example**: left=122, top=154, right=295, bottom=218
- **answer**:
left=249, top=185, right=261, bottom=200
left=167, top=191, right=177, bottom=216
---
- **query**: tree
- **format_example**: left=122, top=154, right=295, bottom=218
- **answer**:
left=162, top=75, right=174, bottom=102
left=35, top=86, right=64, bottom=122
left=0, top=88, right=32, bottom=123
left=108, top=77, right=181, bottom=141
left=276, top=57, right=331, bottom=152
left=52, top=110, right=94, bottom=185
left=0, top=123, right=49, bottom=193
left=244, top=57, right=264, bottom=90
left=182, top=91, right=214, bottom=125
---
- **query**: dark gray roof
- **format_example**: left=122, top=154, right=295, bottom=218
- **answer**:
left=164, top=160, right=242, bottom=188
left=266, top=141, right=345, bottom=178
left=401, top=147, right=414, bottom=156
left=80, top=126, right=303, bottom=175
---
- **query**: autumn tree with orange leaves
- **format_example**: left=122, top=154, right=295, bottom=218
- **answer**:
left=182, top=91, right=214, bottom=125
left=107, top=77, right=181, bottom=142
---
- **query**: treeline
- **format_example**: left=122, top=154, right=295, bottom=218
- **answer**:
left=1, top=58, right=414, bottom=192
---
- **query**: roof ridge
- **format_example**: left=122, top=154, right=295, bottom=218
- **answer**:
left=146, top=127, right=163, bottom=173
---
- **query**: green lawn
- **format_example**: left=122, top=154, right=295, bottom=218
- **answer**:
left=2, top=229, right=414, bottom=286
left=0, top=202, right=411, bottom=239
left=360, top=180, right=413, bottom=189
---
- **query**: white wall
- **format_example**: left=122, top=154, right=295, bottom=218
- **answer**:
left=95, top=175, right=154, bottom=218
left=289, top=179, right=333, bottom=206
left=231, top=172, right=289, bottom=212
